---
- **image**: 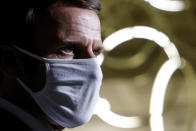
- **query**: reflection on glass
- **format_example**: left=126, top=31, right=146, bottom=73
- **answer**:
left=145, top=0, right=185, bottom=12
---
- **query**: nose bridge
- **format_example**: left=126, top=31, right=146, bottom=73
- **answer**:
left=84, top=45, right=95, bottom=59
left=78, top=42, right=95, bottom=59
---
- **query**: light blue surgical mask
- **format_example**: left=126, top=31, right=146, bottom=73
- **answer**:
left=13, top=46, right=103, bottom=128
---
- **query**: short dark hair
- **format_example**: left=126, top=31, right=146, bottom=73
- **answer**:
left=1, top=0, right=101, bottom=51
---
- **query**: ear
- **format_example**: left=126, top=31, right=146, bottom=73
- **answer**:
left=0, top=46, right=23, bottom=79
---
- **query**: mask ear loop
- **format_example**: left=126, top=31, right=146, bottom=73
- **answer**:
left=16, top=78, right=34, bottom=95
left=94, top=26, right=181, bottom=129
left=12, top=45, right=49, bottom=94
left=12, top=45, right=46, bottom=62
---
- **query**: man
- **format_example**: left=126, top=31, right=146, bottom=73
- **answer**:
left=0, top=0, right=103, bottom=130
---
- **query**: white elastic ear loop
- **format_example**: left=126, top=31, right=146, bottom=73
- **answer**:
left=12, top=45, right=45, bottom=62
left=17, top=78, right=34, bottom=95
left=13, top=46, right=48, bottom=95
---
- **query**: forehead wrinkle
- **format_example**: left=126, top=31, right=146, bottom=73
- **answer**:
left=52, top=8, right=101, bottom=42
left=70, top=14, right=100, bottom=29
left=66, top=28, right=101, bottom=39
left=56, top=21, right=101, bottom=46
left=58, top=15, right=101, bottom=36
left=58, top=20, right=101, bottom=41
left=61, top=36, right=100, bottom=45
left=61, top=36, right=102, bottom=48
left=60, top=22, right=100, bottom=31
left=50, top=5, right=101, bottom=29
left=48, top=4, right=102, bottom=50
left=55, top=13, right=100, bottom=30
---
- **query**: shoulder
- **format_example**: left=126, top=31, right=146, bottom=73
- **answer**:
left=0, top=107, right=31, bottom=130
left=0, top=98, right=52, bottom=131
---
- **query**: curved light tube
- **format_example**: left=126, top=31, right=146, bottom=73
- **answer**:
left=145, top=0, right=185, bottom=12
left=149, top=59, right=181, bottom=131
left=96, top=26, right=181, bottom=129
left=150, top=59, right=181, bottom=115
left=94, top=98, right=142, bottom=128
left=103, top=26, right=180, bottom=60
left=103, top=43, right=156, bottom=70
left=97, top=53, right=104, bottom=66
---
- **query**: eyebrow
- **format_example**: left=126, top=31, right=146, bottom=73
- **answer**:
left=59, top=40, right=104, bottom=51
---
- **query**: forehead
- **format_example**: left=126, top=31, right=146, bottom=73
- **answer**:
left=48, top=3, right=101, bottom=40
left=35, top=2, right=102, bottom=55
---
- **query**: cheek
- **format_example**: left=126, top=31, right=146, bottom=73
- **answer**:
left=74, top=26, right=101, bottom=40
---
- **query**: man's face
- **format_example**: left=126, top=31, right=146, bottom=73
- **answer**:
left=35, top=2, right=103, bottom=59
left=16, top=2, right=103, bottom=129
left=21, top=2, right=103, bottom=92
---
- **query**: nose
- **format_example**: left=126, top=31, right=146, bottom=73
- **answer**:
left=79, top=48, right=96, bottom=59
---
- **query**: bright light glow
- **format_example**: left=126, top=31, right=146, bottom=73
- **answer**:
left=94, top=98, right=142, bottom=128
left=164, top=42, right=181, bottom=62
left=150, top=59, right=180, bottom=115
left=97, top=53, right=104, bottom=66
left=149, top=59, right=181, bottom=131
left=145, top=0, right=185, bottom=12
left=102, top=26, right=181, bottom=130
left=150, top=115, right=164, bottom=131
left=150, top=59, right=180, bottom=131
left=103, top=26, right=181, bottom=64
left=103, top=28, right=134, bottom=51
left=104, top=43, right=153, bottom=69
left=104, top=26, right=172, bottom=52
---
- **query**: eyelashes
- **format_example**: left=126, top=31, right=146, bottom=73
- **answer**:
left=93, top=49, right=102, bottom=56
left=55, top=46, right=102, bottom=57
left=58, top=47, right=74, bottom=55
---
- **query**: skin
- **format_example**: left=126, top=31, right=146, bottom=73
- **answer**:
left=0, top=1, right=103, bottom=130
left=36, top=1, right=103, bottom=59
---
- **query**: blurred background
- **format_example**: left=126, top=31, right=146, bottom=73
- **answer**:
left=65, top=0, right=196, bottom=131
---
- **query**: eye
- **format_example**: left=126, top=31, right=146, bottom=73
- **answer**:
left=58, top=47, right=74, bottom=55
left=93, top=49, right=101, bottom=56
left=63, top=48, right=74, bottom=54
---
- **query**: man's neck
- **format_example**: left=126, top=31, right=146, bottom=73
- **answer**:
left=0, top=78, right=40, bottom=117
left=0, top=78, right=21, bottom=99
left=0, top=78, right=63, bottom=131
